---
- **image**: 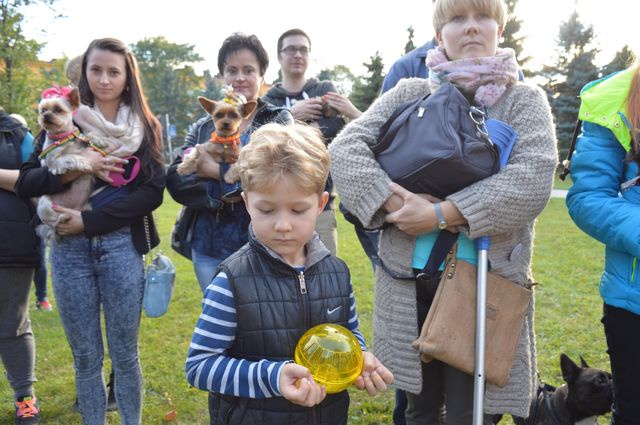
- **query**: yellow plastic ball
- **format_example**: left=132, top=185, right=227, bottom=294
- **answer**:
left=294, top=323, right=363, bottom=394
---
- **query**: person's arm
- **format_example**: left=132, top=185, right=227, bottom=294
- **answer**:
left=329, top=78, right=426, bottom=229
left=185, top=272, right=289, bottom=398
left=0, top=169, right=19, bottom=192
left=566, top=122, right=640, bottom=257
left=345, top=281, right=367, bottom=351
left=80, top=161, right=165, bottom=236
left=166, top=117, right=224, bottom=212
left=446, top=85, right=558, bottom=239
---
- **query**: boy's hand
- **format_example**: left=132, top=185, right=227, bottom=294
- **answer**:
left=280, top=363, right=327, bottom=407
left=355, top=351, right=394, bottom=396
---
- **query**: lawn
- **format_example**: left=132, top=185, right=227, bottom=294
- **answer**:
left=0, top=195, right=608, bottom=424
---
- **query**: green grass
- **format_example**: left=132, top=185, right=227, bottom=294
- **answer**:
left=0, top=195, right=607, bottom=424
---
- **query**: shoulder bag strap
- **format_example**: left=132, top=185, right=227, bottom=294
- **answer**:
left=559, top=120, right=582, bottom=181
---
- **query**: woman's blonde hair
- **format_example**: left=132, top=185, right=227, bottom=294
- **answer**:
left=432, top=0, right=507, bottom=34
left=238, top=123, right=329, bottom=195
left=628, top=63, right=640, bottom=150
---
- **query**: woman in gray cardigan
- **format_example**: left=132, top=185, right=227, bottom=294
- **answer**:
left=329, top=0, right=557, bottom=422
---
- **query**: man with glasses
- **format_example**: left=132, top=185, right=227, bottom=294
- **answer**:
left=264, top=28, right=361, bottom=256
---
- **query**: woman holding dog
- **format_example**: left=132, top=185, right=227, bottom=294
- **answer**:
left=567, top=63, right=640, bottom=424
left=15, top=38, right=165, bottom=425
left=167, top=33, right=293, bottom=292
left=329, top=0, right=557, bottom=423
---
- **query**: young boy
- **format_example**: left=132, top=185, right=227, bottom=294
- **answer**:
left=186, top=123, right=393, bottom=424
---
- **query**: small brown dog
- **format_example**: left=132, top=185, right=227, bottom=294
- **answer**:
left=177, top=91, right=257, bottom=184
left=36, top=85, right=99, bottom=241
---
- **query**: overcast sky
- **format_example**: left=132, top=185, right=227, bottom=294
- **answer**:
left=21, top=0, right=638, bottom=85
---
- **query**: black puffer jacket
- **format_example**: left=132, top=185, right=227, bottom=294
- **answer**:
left=0, top=112, right=38, bottom=268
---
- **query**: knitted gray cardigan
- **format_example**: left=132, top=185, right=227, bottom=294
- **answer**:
left=329, top=78, right=557, bottom=417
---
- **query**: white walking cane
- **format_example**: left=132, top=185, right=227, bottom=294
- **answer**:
left=472, top=117, right=516, bottom=425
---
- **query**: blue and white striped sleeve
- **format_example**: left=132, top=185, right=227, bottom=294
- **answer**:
left=185, top=272, right=288, bottom=398
left=346, top=281, right=368, bottom=351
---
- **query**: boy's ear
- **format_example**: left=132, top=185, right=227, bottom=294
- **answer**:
left=318, top=191, right=329, bottom=213
left=198, top=96, right=217, bottom=115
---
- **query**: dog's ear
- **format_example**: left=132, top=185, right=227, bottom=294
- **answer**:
left=560, top=353, right=581, bottom=384
left=579, top=355, right=590, bottom=369
left=68, top=87, right=80, bottom=110
left=198, top=96, right=217, bottom=115
left=241, top=100, right=257, bottom=118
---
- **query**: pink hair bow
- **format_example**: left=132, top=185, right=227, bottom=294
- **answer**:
left=41, top=84, right=74, bottom=100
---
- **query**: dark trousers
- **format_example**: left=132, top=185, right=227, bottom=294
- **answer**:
left=602, top=303, right=640, bottom=425
left=33, top=237, right=47, bottom=301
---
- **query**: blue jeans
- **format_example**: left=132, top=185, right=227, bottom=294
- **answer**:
left=50, top=227, right=144, bottom=425
left=192, top=249, right=222, bottom=293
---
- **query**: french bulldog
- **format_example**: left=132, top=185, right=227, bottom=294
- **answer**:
left=513, top=353, right=612, bottom=425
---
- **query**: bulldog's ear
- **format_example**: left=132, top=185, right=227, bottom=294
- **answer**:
left=198, top=96, right=217, bottom=115
left=579, top=355, right=590, bottom=369
left=560, top=353, right=580, bottom=384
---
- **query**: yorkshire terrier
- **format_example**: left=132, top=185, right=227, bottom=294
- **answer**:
left=177, top=90, right=257, bottom=191
left=35, top=85, right=99, bottom=241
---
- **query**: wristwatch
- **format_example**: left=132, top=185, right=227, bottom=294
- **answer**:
left=434, top=202, right=448, bottom=230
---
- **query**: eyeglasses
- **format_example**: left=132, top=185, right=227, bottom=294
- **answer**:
left=280, top=46, right=309, bottom=56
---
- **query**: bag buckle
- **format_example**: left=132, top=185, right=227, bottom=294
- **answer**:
left=469, top=106, right=491, bottom=143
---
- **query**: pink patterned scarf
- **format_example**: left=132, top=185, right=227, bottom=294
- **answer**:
left=425, top=46, right=519, bottom=107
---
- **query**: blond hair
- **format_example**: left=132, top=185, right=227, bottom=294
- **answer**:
left=238, top=123, right=329, bottom=195
left=432, top=0, right=507, bottom=34
left=628, top=63, right=640, bottom=150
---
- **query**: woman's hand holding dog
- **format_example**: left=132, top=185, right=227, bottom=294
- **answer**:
left=280, top=363, right=327, bottom=407
left=51, top=203, right=84, bottom=236
left=355, top=351, right=394, bottom=396
left=86, top=149, right=126, bottom=184
left=193, top=144, right=222, bottom=180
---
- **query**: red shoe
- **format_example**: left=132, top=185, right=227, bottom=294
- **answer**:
left=15, top=396, right=41, bottom=424
left=35, top=299, right=53, bottom=311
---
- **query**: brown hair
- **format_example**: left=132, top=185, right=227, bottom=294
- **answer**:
left=277, top=29, right=311, bottom=56
left=78, top=38, right=163, bottom=174
left=217, top=33, right=269, bottom=77
left=628, top=63, right=640, bottom=150
left=238, top=123, right=329, bottom=195
left=432, top=0, right=507, bottom=34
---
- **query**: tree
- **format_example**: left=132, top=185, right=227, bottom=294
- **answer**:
left=131, top=36, right=203, bottom=158
left=404, top=26, right=416, bottom=54
left=349, top=52, right=385, bottom=111
left=600, top=45, right=636, bottom=77
left=316, top=64, right=356, bottom=95
left=0, top=0, right=55, bottom=127
left=501, top=0, right=531, bottom=74
left=541, top=11, right=599, bottom=157
left=201, top=69, right=224, bottom=101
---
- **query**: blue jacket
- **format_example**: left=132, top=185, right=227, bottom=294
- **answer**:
left=380, top=40, right=437, bottom=94
left=566, top=68, right=640, bottom=314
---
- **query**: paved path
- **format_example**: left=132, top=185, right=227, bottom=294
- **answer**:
left=551, top=189, right=568, bottom=198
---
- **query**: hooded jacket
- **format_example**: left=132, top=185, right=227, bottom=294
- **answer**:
left=567, top=67, right=640, bottom=315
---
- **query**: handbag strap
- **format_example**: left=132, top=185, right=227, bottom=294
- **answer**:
left=143, top=215, right=153, bottom=267
left=415, top=230, right=459, bottom=282
left=559, top=120, right=582, bottom=181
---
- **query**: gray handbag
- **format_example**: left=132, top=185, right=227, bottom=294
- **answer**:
left=371, top=82, right=500, bottom=199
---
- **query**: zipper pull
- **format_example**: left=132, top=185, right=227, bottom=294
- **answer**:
left=417, top=107, right=425, bottom=118
left=298, top=271, right=307, bottom=294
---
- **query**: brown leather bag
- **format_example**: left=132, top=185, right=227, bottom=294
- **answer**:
left=411, top=246, right=532, bottom=387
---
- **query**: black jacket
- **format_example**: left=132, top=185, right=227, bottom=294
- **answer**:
left=209, top=227, right=351, bottom=425
left=0, top=112, right=38, bottom=267
left=262, top=78, right=346, bottom=142
left=15, top=130, right=165, bottom=255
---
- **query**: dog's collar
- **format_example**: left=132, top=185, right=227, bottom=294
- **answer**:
left=39, top=130, right=102, bottom=159
left=48, top=129, right=76, bottom=141
left=209, top=131, right=241, bottom=162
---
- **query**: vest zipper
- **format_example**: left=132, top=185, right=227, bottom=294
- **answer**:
left=298, top=271, right=307, bottom=294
